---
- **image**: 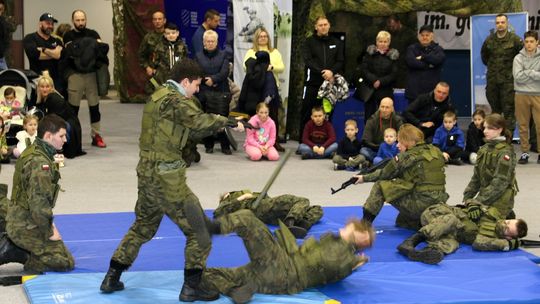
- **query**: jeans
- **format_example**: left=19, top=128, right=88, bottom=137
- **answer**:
left=298, top=142, right=338, bottom=159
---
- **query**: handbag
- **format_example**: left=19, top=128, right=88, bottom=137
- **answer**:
left=353, top=78, right=374, bottom=102
left=201, top=90, right=231, bottom=116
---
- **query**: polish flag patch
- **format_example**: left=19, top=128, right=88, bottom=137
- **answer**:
left=503, top=155, right=510, bottom=161
left=42, top=164, right=50, bottom=170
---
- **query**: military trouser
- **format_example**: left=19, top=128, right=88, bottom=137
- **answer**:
left=418, top=205, right=461, bottom=254
left=363, top=181, right=446, bottom=229
left=111, top=157, right=212, bottom=270
left=201, top=210, right=301, bottom=296
left=488, top=188, right=515, bottom=219
left=8, top=226, right=74, bottom=272
left=332, top=154, right=367, bottom=168
left=254, top=195, right=323, bottom=228
left=485, top=81, right=516, bottom=132
left=0, top=183, right=8, bottom=233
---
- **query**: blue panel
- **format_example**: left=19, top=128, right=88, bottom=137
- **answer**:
left=442, top=50, right=472, bottom=116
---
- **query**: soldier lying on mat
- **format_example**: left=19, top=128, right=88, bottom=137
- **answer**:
left=201, top=209, right=374, bottom=304
left=214, top=190, right=323, bottom=239
left=397, top=203, right=527, bottom=264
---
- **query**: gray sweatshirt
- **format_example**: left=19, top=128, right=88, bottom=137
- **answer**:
left=513, top=47, right=540, bottom=95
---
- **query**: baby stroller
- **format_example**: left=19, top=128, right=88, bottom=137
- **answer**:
left=0, top=69, right=40, bottom=145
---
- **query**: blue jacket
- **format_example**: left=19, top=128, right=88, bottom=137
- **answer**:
left=432, top=124, right=465, bottom=152
left=375, top=141, right=399, bottom=160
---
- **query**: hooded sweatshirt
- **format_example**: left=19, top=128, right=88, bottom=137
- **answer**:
left=513, top=47, right=540, bottom=95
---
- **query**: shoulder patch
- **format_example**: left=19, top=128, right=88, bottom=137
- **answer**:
left=503, top=154, right=510, bottom=161
left=42, top=164, right=50, bottom=171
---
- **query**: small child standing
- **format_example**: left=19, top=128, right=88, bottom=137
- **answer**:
left=244, top=102, right=279, bottom=161
left=332, top=119, right=365, bottom=170
left=1, top=87, right=23, bottom=118
left=152, top=22, right=188, bottom=85
left=432, top=111, right=465, bottom=165
left=373, top=128, right=399, bottom=165
left=463, top=109, right=485, bottom=164
left=13, top=114, right=38, bottom=158
left=298, top=106, right=338, bottom=159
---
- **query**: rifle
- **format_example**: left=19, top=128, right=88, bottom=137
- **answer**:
left=330, top=157, right=392, bottom=195
left=251, top=149, right=292, bottom=209
left=520, top=239, right=540, bottom=248
left=225, top=114, right=259, bottom=151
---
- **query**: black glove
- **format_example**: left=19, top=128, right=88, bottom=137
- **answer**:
left=466, top=205, right=482, bottom=221
left=226, top=117, right=240, bottom=128
left=507, top=239, right=521, bottom=250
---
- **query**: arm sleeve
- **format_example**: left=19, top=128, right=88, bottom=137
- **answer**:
left=270, top=49, right=285, bottom=73
left=303, top=38, right=322, bottom=74
left=472, top=234, right=509, bottom=251
left=463, top=165, right=481, bottom=201
left=24, top=158, right=55, bottom=237
left=23, top=35, right=40, bottom=61
left=330, top=39, right=345, bottom=74
left=480, top=38, right=489, bottom=66
left=266, top=120, right=277, bottom=147
left=403, top=98, right=422, bottom=126
left=302, top=122, right=316, bottom=147
left=378, top=58, right=398, bottom=87
left=422, top=45, right=446, bottom=67
left=138, top=35, right=152, bottom=68
left=405, top=45, right=429, bottom=70
left=473, top=152, right=515, bottom=205
left=209, top=55, right=229, bottom=84
left=243, top=49, right=255, bottom=71
left=322, top=122, right=337, bottom=148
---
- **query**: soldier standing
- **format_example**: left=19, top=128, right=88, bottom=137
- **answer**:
left=0, top=114, right=74, bottom=272
left=354, top=123, right=448, bottom=229
left=139, top=10, right=166, bottom=92
left=463, top=113, right=517, bottom=219
left=481, top=13, right=523, bottom=132
left=99, top=59, right=243, bottom=302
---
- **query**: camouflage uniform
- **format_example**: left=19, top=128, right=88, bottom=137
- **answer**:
left=110, top=82, right=229, bottom=271
left=362, top=142, right=448, bottom=229
left=213, top=191, right=323, bottom=229
left=138, top=31, right=163, bottom=93
left=201, top=210, right=362, bottom=297
left=463, top=138, right=517, bottom=218
left=481, top=31, right=523, bottom=131
left=6, top=138, right=74, bottom=272
left=472, top=207, right=516, bottom=251
left=151, top=37, right=188, bottom=85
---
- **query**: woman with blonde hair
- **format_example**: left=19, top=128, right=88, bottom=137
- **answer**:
left=36, top=72, right=85, bottom=158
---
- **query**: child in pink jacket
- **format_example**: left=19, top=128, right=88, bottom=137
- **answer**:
left=244, top=102, right=280, bottom=161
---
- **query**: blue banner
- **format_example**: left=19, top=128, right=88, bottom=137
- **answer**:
left=164, top=0, right=229, bottom=57
left=470, top=13, right=527, bottom=112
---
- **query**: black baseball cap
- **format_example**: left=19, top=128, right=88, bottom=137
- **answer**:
left=39, top=13, right=58, bottom=23
left=419, top=24, right=434, bottom=33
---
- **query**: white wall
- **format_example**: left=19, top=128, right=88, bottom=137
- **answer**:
left=23, top=0, right=115, bottom=82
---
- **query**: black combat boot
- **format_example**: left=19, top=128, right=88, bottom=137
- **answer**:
left=408, top=246, right=444, bottom=265
left=100, top=260, right=129, bottom=293
left=397, top=233, right=425, bottom=256
left=229, top=281, right=257, bottom=304
left=0, top=234, right=29, bottom=266
left=285, top=218, right=307, bottom=239
left=180, top=268, right=219, bottom=302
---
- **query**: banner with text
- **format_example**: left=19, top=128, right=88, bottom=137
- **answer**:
left=470, top=13, right=527, bottom=109
left=417, top=11, right=470, bottom=49
left=275, top=0, right=292, bottom=139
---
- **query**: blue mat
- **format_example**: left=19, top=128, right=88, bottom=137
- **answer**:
left=23, top=206, right=540, bottom=303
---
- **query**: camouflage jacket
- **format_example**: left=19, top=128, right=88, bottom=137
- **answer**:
left=463, top=138, right=517, bottom=206
left=481, top=31, right=522, bottom=84
left=472, top=207, right=511, bottom=251
left=152, top=37, right=188, bottom=84
left=6, top=138, right=60, bottom=239
left=138, top=31, right=163, bottom=69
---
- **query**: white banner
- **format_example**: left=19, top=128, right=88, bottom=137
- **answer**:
left=417, top=11, right=470, bottom=49
left=523, top=0, right=540, bottom=31
left=233, top=0, right=274, bottom=87
left=274, top=0, right=292, bottom=139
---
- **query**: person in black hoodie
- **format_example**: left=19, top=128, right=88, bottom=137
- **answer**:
left=462, top=109, right=486, bottom=164
left=238, top=51, right=275, bottom=116
left=301, top=16, right=344, bottom=136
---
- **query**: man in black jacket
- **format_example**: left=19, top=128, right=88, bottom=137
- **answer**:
left=403, top=82, right=453, bottom=142
left=301, top=16, right=344, bottom=136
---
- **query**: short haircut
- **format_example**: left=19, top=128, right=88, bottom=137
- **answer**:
left=255, top=102, right=268, bottom=112
left=524, top=30, right=538, bottom=40
left=71, top=9, right=85, bottom=20
left=347, top=218, right=375, bottom=248
left=398, top=123, right=424, bottom=143
left=376, top=30, right=391, bottom=42
left=152, top=10, right=165, bottom=18
left=203, top=29, right=218, bottom=41
left=314, top=16, right=328, bottom=25
left=384, top=127, right=397, bottom=136
left=37, top=114, right=66, bottom=139
left=311, top=106, right=324, bottom=114
left=437, top=81, right=450, bottom=89
left=443, top=111, right=457, bottom=121
left=496, top=13, right=508, bottom=20
left=472, top=109, right=486, bottom=119
left=345, top=119, right=357, bottom=129
left=165, top=22, right=178, bottom=31
left=204, top=9, right=220, bottom=22
left=516, top=219, right=528, bottom=238
left=3, top=87, right=15, bottom=97
left=387, top=14, right=400, bottom=23
left=23, top=114, right=38, bottom=126
left=170, top=58, right=204, bottom=82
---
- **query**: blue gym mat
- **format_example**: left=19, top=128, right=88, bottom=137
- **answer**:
left=23, top=206, right=540, bottom=303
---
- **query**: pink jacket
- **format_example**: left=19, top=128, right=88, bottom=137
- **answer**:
left=244, top=115, right=277, bottom=148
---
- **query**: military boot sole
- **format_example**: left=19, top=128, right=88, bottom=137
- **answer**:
left=179, top=283, right=220, bottom=302
left=408, top=249, right=444, bottom=265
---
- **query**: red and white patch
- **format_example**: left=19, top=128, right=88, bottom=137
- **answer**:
left=503, top=155, right=510, bottom=161
left=42, top=164, right=50, bottom=171
left=394, top=155, right=399, bottom=162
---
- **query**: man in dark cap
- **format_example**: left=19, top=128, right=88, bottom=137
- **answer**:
left=404, top=24, right=446, bottom=103
left=23, top=13, right=63, bottom=90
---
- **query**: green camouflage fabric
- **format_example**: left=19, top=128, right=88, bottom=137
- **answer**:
left=6, top=138, right=74, bottom=272
left=201, top=210, right=361, bottom=297
left=213, top=191, right=323, bottom=228
left=481, top=31, right=523, bottom=130
left=463, top=139, right=517, bottom=218
left=362, top=142, right=448, bottom=229
left=472, top=207, right=513, bottom=251
left=151, top=37, right=188, bottom=85
left=111, top=83, right=228, bottom=270
left=332, top=154, right=367, bottom=168
left=138, top=31, right=163, bottom=69
left=0, top=183, right=8, bottom=232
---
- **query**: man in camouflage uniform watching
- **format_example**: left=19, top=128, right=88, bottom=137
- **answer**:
left=99, top=58, right=243, bottom=302
left=214, top=190, right=323, bottom=238
left=139, top=10, right=166, bottom=93
left=397, top=203, right=527, bottom=264
left=481, top=13, right=523, bottom=131
left=201, top=209, right=374, bottom=304
left=0, top=114, right=74, bottom=272
left=354, top=123, right=448, bottom=229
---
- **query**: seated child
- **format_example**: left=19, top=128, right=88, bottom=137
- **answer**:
left=463, top=109, right=485, bottom=164
left=332, top=119, right=365, bottom=170
left=432, top=111, right=465, bottom=165
left=244, top=102, right=279, bottom=161
left=1, top=87, right=23, bottom=119
left=298, top=106, right=338, bottom=159
left=13, top=114, right=38, bottom=158
left=373, top=127, right=399, bottom=165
